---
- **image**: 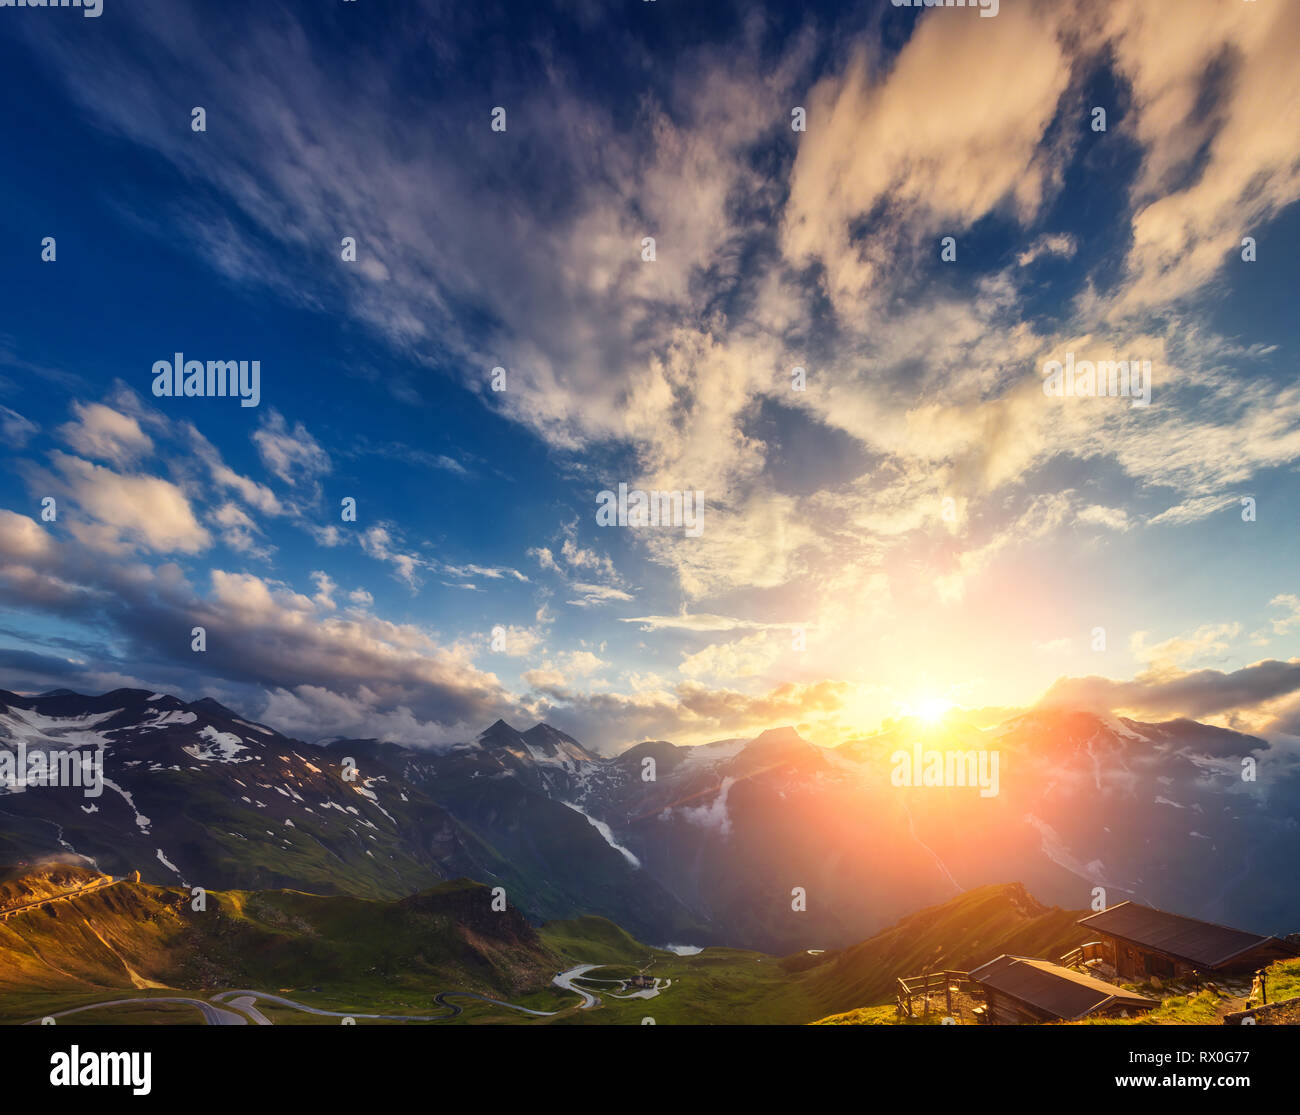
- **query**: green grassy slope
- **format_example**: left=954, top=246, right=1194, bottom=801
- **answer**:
left=534, top=881, right=1089, bottom=1025
left=0, top=867, right=559, bottom=1023
left=803, top=882, right=1089, bottom=1018
left=0, top=869, right=1115, bottom=1026
left=541, top=915, right=656, bottom=966
left=1074, top=956, right=1300, bottom=1026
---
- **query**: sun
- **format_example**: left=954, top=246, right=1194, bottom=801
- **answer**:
left=912, top=695, right=953, bottom=725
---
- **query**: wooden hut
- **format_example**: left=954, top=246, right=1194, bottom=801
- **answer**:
left=967, top=955, right=1156, bottom=1024
left=1076, top=901, right=1300, bottom=981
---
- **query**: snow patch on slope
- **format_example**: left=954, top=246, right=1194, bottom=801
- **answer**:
left=562, top=801, right=641, bottom=868
left=182, top=726, right=251, bottom=763
left=1024, top=814, right=1112, bottom=886
left=140, top=709, right=197, bottom=729
left=156, top=848, right=185, bottom=883
left=0, top=707, right=121, bottom=749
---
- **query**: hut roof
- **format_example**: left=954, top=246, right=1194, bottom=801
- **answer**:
left=968, top=955, right=1155, bottom=1020
left=1077, top=902, right=1298, bottom=968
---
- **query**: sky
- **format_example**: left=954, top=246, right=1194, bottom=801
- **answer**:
left=1, top=0, right=1299, bottom=752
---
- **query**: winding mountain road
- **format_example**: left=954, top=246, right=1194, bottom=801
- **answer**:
left=0, top=876, right=121, bottom=922
left=210, top=990, right=445, bottom=1022
left=224, top=995, right=272, bottom=1025
left=430, top=991, right=558, bottom=1017
left=551, top=964, right=601, bottom=1008
left=23, top=962, right=614, bottom=1025
left=212, top=987, right=564, bottom=1020
left=25, top=997, right=247, bottom=1026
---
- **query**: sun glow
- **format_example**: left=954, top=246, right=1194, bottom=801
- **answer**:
left=910, top=695, right=953, bottom=725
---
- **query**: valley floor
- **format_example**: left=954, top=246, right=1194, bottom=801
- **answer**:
left=3, top=952, right=817, bottom=1027
left=3, top=868, right=1297, bottom=1028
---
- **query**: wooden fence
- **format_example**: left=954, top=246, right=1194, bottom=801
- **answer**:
left=895, top=970, right=976, bottom=1019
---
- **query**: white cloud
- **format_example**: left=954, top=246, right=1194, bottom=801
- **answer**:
left=187, top=425, right=282, bottom=516
left=48, top=452, right=210, bottom=555
left=0, top=510, right=52, bottom=561
left=621, top=613, right=800, bottom=633
left=252, top=410, right=331, bottom=489
left=679, top=630, right=781, bottom=681
left=678, top=776, right=735, bottom=836
left=57, top=402, right=153, bottom=466
left=566, top=583, right=635, bottom=607
left=359, top=524, right=424, bottom=590
left=1, top=406, right=38, bottom=449
left=1017, top=233, right=1078, bottom=267
left=210, top=501, right=272, bottom=559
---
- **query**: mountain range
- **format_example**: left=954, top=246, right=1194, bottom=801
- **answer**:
left=2, top=687, right=1297, bottom=953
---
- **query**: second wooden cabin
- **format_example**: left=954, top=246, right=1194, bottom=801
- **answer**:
left=1076, top=901, right=1300, bottom=982
left=968, top=955, right=1156, bottom=1024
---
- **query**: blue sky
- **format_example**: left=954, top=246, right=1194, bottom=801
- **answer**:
left=2, top=0, right=1299, bottom=751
